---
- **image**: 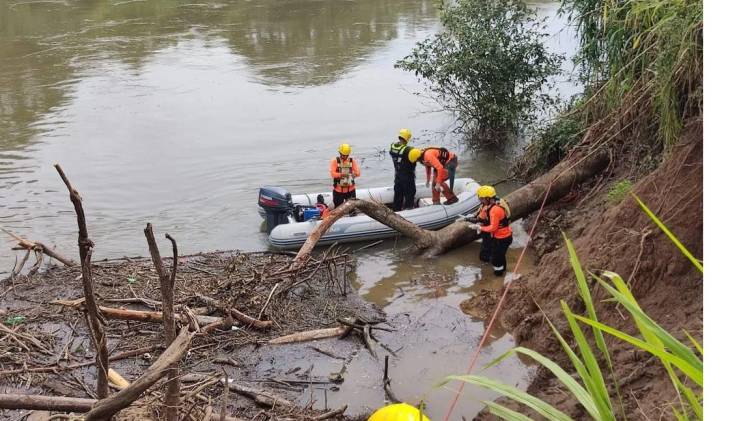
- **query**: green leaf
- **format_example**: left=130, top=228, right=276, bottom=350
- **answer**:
left=631, top=194, right=702, bottom=273
left=683, top=329, right=703, bottom=356
left=561, top=302, right=615, bottom=421
left=593, top=273, right=703, bottom=381
left=573, top=315, right=702, bottom=385
left=446, top=374, right=574, bottom=421
left=483, top=401, right=535, bottom=421
left=127, top=276, right=136, bottom=284
left=484, top=346, right=599, bottom=419
left=4, top=315, right=26, bottom=326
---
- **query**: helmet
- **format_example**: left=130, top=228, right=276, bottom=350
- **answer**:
left=368, top=403, right=431, bottom=421
left=399, top=128, right=412, bottom=142
left=408, top=148, right=422, bottom=163
left=338, top=143, right=352, bottom=155
left=477, top=185, right=496, bottom=198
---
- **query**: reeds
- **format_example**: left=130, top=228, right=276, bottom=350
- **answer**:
left=563, top=0, right=703, bottom=150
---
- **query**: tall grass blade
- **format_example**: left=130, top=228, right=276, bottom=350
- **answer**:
left=445, top=374, right=575, bottom=421
left=483, top=347, right=598, bottom=418
left=684, top=329, right=703, bottom=356
left=483, top=401, right=535, bottom=421
left=631, top=194, right=703, bottom=273
left=677, top=379, right=703, bottom=419
left=561, top=302, right=615, bottom=421
left=572, top=315, right=702, bottom=385
left=595, top=270, right=695, bottom=414
left=593, top=273, right=703, bottom=381
left=565, top=235, right=625, bottom=419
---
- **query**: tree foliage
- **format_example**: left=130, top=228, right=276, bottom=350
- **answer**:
left=396, top=0, right=562, bottom=146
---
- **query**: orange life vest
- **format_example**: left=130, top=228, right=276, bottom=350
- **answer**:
left=477, top=201, right=511, bottom=239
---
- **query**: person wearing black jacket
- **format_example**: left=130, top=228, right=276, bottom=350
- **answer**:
left=389, top=128, right=417, bottom=211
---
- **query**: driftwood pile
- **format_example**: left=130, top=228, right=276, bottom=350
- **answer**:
left=0, top=165, right=377, bottom=420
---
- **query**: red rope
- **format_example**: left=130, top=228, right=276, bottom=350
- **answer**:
left=441, top=181, right=555, bottom=420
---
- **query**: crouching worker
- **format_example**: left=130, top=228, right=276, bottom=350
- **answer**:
left=329, top=143, right=360, bottom=208
left=466, top=185, right=512, bottom=276
left=315, top=194, right=330, bottom=219
left=412, top=146, right=458, bottom=205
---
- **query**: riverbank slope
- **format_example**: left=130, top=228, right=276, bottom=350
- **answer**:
left=470, top=119, right=703, bottom=419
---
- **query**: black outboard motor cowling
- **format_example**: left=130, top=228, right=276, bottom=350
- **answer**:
left=258, top=186, right=293, bottom=233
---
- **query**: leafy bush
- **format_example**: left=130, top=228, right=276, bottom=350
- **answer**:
left=513, top=108, right=585, bottom=179
left=445, top=195, right=703, bottom=420
left=395, top=0, right=562, bottom=146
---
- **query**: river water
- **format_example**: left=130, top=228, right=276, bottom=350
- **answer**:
left=0, top=0, right=577, bottom=418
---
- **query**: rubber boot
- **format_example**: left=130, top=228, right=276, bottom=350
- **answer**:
left=441, top=182, right=458, bottom=205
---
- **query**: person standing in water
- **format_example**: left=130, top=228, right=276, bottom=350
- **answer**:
left=467, top=185, right=513, bottom=276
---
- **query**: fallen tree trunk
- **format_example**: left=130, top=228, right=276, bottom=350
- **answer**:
left=292, top=148, right=609, bottom=260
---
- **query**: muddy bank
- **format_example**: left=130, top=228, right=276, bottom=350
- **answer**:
left=468, top=120, right=703, bottom=419
left=1, top=250, right=383, bottom=420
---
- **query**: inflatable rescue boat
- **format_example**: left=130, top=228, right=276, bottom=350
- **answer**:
left=257, top=178, right=481, bottom=249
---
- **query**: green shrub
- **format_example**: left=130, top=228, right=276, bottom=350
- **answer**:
left=607, top=180, right=632, bottom=205
left=513, top=108, right=585, bottom=179
left=395, top=0, right=562, bottom=147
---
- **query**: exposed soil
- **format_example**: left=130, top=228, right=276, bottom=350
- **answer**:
left=469, top=120, right=703, bottom=420
left=1, top=250, right=380, bottom=420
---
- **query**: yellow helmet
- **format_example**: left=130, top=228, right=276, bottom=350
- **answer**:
left=399, top=128, right=412, bottom=142
left=477, top=185, right=496, bottom=198
left=368, top=403, right=431, bottom=421
left=408, top=148, right=422, bottom=163
left=338, top=143, right=352, bottom=155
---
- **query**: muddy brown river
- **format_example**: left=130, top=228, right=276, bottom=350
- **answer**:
left=1, top=0, right=577, bottom=418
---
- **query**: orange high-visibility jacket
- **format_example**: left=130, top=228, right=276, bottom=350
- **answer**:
left=479, top=202, right=512, bottom=239
left=329, top=157, right=360, bottom=193
left=423, top=148, right=456, bottom=184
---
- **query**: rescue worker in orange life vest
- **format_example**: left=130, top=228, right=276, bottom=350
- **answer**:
left=389, top=128, right=417, bottom=211
left=329, top=143, right=361, bottom=208
left=464, top=185, right=513, bottom=276
left=410, top=147, right=459, bottom=205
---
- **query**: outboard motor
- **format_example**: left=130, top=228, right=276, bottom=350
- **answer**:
left=258, top=186, right=293, bottom=233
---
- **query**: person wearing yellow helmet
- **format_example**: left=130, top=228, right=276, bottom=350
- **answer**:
left=419, top=146, right=458, bottom=205
left=389, top=128, right=417, bottom=211
left=368, top=402, right=431, bottom=421
left=330, top=143, right=361, bottom=209
left=465, top=185, right=513, bottom=276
